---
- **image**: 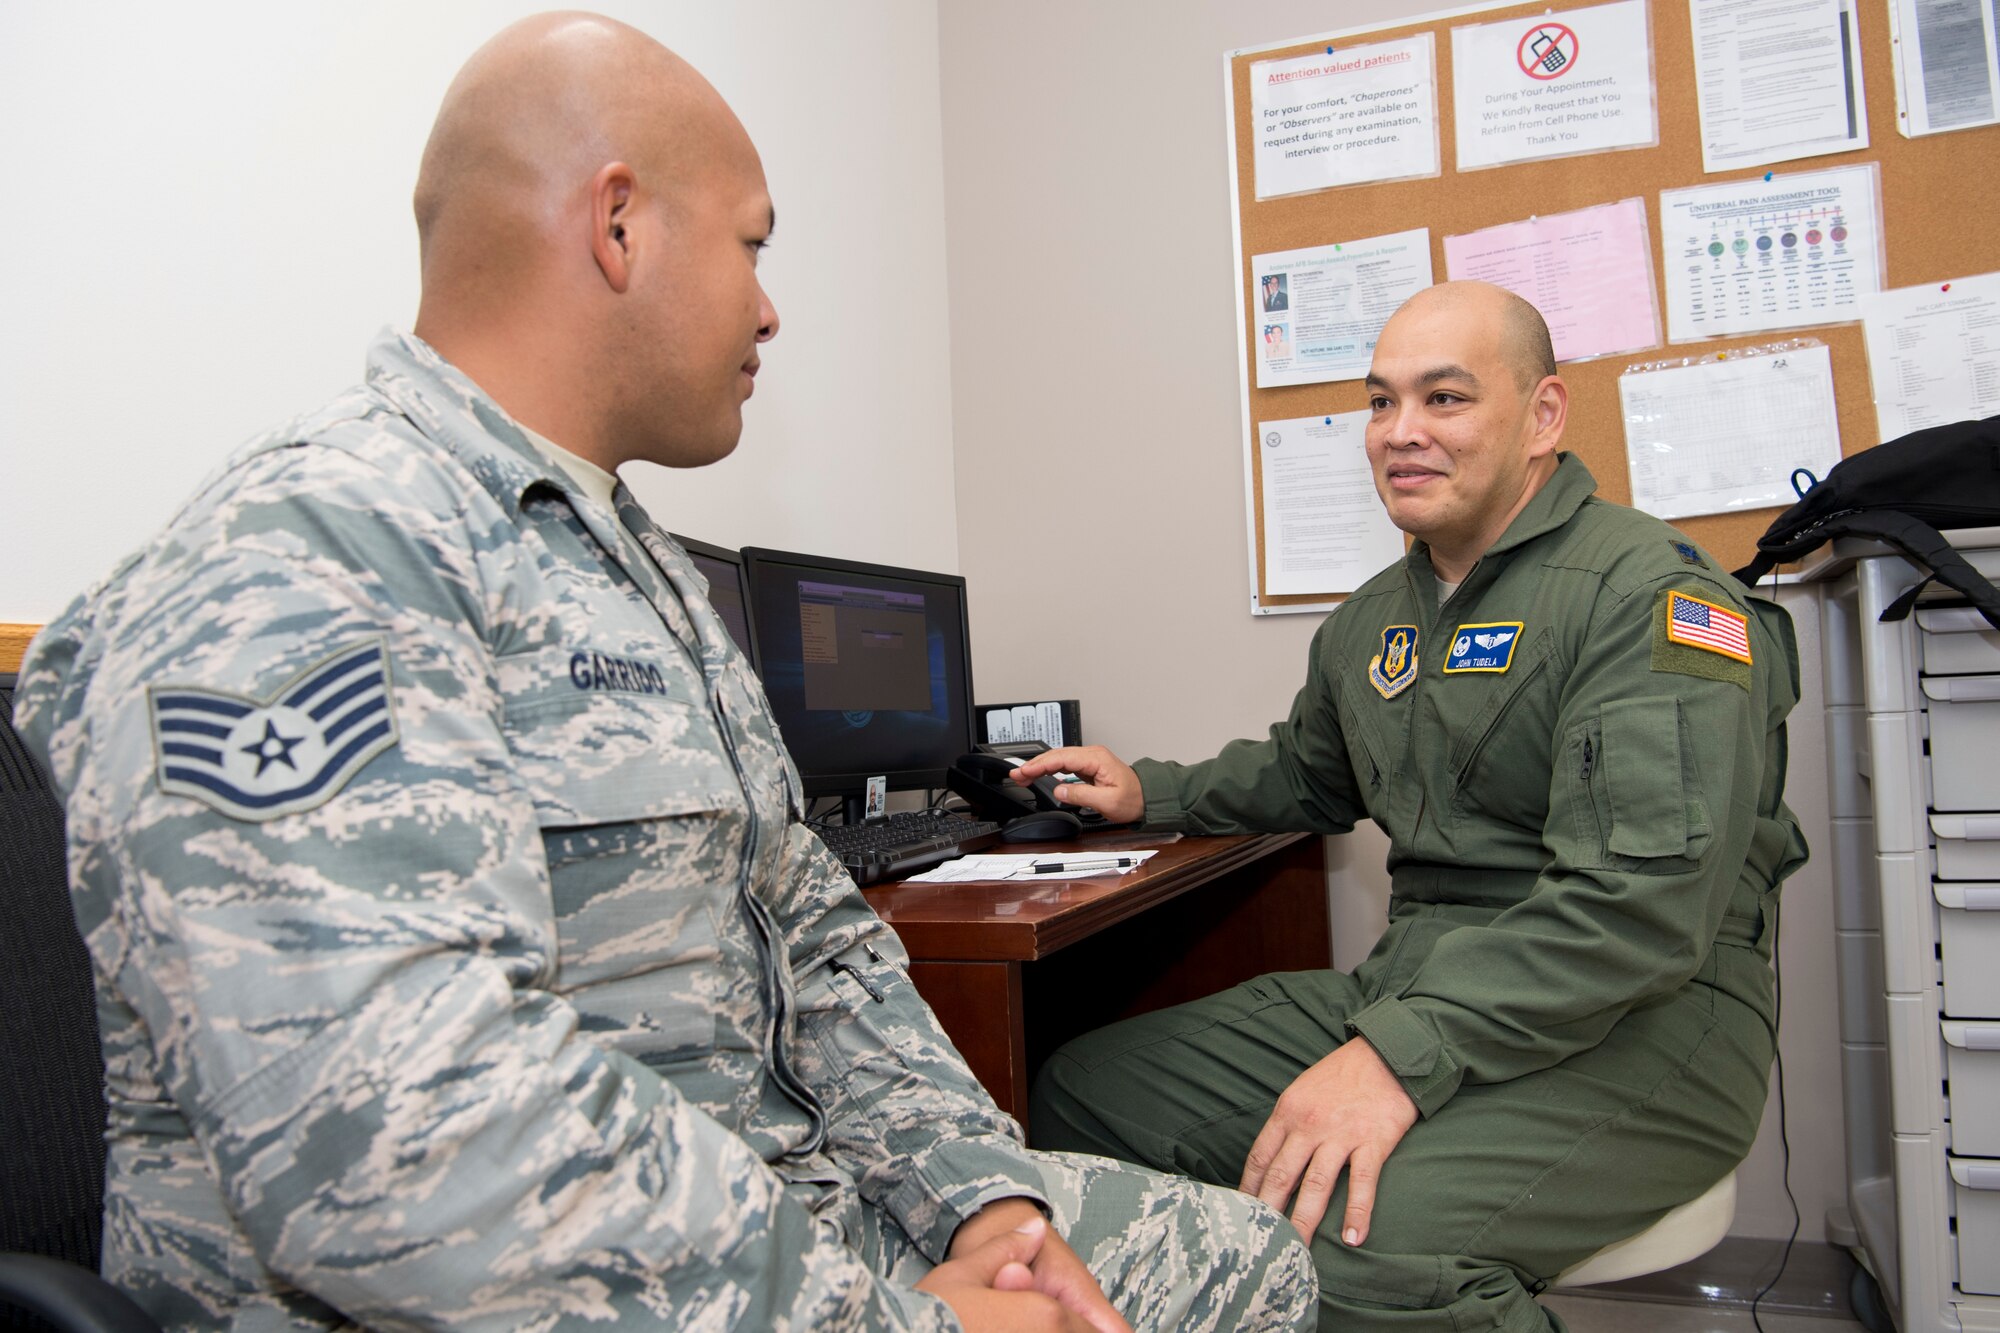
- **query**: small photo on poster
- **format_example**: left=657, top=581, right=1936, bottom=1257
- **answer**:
left=1251, top=228, right=1433, bottom=387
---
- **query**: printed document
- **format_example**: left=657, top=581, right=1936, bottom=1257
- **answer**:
left=1250, top=36, right=1439, bottom=199
left=1258, top=412, right=1405, bottom=596
left=1690, top=0, right=1868, bottom=171
left=1888, top=0, right=2000, bottom=136
left=1621, top=344, right=1844, bottom=520
left=1443, top=199, right=1660, bottom=362
left=1862, top=272, right=2000, bottom=441
left=1253, top=229, right=1432, bottom=387
left=1659, top=163, right=1883, bottom=340
left=902, top=851, right=1161, bottom=883
left=1451, top=0, right=1659, bottom=170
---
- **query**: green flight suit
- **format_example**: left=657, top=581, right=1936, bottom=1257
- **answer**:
left=1030, top=454, right=1808, bottom=1332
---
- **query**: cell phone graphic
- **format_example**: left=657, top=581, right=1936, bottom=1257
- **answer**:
left=1530, top=32, right=1567, bottom=72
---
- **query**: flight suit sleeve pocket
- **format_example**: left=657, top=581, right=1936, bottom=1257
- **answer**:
left=1603, top=697, right=1690, bottom=859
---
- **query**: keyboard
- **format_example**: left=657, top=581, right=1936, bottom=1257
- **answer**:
left=816, top=811, right=1004, bottom=885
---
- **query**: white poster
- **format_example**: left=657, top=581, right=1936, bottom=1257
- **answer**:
left=1690, top=0, right=1868, bottom=172
left=1888, top=0, right=2000, bottom=136
left=1659, top=163, right=1884, bottom=341
left=1253, top=229, right=1433, bottom=388
left=1258, top=413, right=1406, bottom=595
left=1451, top=0, right=1659, bottom=170
left=1621, top=345, right=1844, bottom=520
left=1250, top=35, right=1440, bottom=199
left=1862, top=272, right=2000, bottom=442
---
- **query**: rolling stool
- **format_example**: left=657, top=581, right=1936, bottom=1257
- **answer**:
left=1551, top=1171, right=1738, bottom=1288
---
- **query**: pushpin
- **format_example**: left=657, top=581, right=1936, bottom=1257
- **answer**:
left=1763, top=171, right=1774, bottom=181
left=1325, top=417, right=1333, bottom=425
left=1944, top=283, right=1953, bottom=292
left=1335, top=243, right=1343, bottom=251
left=1327, top=45, right=1334, bottom=54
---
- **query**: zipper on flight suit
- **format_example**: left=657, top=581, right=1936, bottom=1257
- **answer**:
left=1580, top=736, right=1594, bottom=780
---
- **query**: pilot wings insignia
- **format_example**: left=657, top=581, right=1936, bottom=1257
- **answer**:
left=148, top=639, right=399, bottom=821
left=1473, top=630, right=1515, bottom=651
left=1443, top=621, right=1525, bottom=674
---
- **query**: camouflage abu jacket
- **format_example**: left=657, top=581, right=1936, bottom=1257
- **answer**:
left=16, top=331, right=1046, bottom=1331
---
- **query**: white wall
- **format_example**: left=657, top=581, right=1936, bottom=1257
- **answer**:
left=937, top=0, right=1847, bottom=1243
left=0, top=1, right=959, bottom=625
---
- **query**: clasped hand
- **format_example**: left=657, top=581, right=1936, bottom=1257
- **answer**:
left=917, top=1198, right=1130, bottom=1333
left=1240, top=1037, right=1419, bottom=1245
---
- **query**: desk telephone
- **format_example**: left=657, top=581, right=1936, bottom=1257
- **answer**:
left=947, top=743, right=1111, bottom=842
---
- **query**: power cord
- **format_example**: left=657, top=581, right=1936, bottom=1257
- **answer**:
left=1750, top=892, right=1799, bottom=1333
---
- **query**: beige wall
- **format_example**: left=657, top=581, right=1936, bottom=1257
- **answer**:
left=939, top=0, right=1846, bottom=1243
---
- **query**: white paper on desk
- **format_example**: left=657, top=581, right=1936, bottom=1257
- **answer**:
left=1690, top=0, right=1868, bottom=173
left=1887, top=0, right=2000, bottom=137
left=1253, top=230, right=1431, bottom=388
left=1659, top=163, right=1882, bottom=341
left=1862, top=272, right=2000, bottom=441
left=1257, top=412, right=1405, bottom=596
left=900, top=851, right=1159, bottom=884
left=1621, top=344, right=1843, bottom=521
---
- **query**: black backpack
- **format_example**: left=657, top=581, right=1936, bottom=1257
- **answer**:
left=1732, top=415, right=2000, bottom=630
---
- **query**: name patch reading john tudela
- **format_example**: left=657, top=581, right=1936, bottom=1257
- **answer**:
left=1369, top=624, right=1420, bottom=699
left=147, top=639, right=399, bottom=822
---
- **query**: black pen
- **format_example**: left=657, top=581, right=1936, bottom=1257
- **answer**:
left=1029, top=857, right=1137, bottom=874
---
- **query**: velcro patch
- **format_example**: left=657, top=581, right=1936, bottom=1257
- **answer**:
left=149, top=639, right=399, bottom=821
left=1443, top=622, right=1524, bottom=673
left=1651, top=590, right=1752, bottom=689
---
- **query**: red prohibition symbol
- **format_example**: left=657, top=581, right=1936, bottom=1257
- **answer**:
left=1517, top=21, right=1578, bottom=80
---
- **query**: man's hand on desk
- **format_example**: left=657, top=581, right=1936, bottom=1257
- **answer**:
left=1240, top=1037, right=1419, bottom=1246
left=1011, top=746, right=1145, bottom=824
left=919, top=1200, right=1131, bottom=1333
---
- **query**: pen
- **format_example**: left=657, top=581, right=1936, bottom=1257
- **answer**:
left=1029, top=857, right=1137, bottom=874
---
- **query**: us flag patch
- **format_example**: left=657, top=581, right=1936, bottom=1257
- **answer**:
left=1665, top=592, right=1751, bottom=664
left=148, top=639, right=399, bottom=821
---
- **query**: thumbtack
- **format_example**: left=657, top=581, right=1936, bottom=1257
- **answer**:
left=1327, top=45, right=1335, bottom=54
left=1325, top=417, right=1333, bottom=425
left=1944, top=283, right=1953, bottom=292
left=1763, top=172, right=1774, bottom=181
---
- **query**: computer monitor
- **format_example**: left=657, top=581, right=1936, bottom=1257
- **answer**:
left=669, top=533, right=758, bottom=673
left=740, top=547, right=975, bottom=800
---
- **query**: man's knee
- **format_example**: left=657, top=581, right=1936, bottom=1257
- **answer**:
left=1308, top=1241, right=1555, bottom=1333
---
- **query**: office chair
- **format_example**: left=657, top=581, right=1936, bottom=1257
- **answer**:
left=0, top=678, right=159, bottom=1332
left=1550, top=1169, right=1738, bottom=1288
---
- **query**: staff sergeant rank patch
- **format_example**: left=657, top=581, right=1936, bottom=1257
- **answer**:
left=148, top=639, right=400, bottom=821
left=1369, top=625, right=1419, bottom=699
left=1651, top=589, right=1753, bottom=689
left=1443, top=621, right=1524, bottom=673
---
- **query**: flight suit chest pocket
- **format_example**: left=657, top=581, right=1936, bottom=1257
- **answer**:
left=1593, top=696, right=1711, bottom=864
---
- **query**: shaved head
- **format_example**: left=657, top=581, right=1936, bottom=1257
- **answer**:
left=410, top=13, right=779, bottom=472
left=1390, top=281, right=1557, bottom=391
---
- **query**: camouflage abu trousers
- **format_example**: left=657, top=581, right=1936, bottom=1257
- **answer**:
left=861, top=1149, right=1317, bottom=1332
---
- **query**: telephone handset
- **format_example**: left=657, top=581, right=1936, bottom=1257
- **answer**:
left=946, top=743, right=1105, bottom=837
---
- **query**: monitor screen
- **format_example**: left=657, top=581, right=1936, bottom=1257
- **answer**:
left=741, top=547, right=974, bottom=797
left=669, top=533, right=759, bottom=673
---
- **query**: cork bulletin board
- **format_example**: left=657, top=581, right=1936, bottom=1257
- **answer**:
left=1227, top=0, right=2000, bottom=612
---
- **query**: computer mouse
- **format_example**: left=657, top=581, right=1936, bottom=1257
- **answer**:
left=999, top=808, right=1085, bottom=843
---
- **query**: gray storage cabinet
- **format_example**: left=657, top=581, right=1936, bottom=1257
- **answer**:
left=1817, top=533, right=2000, bottom=1333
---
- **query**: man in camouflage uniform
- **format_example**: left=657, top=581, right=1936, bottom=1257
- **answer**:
left=1015, top=283, right=1808, bottom=1331
left=14, top=15, right=1314, bottom=1332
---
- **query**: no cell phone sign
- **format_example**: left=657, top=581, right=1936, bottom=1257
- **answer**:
left=1517, top=22, right=1578, bottom=80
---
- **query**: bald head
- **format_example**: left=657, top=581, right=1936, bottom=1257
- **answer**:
left=1387, top=281, right=1557, bottom=392
left=409, top=13, right=780, bottom=473
left=414, top=13, right=736, bottom=300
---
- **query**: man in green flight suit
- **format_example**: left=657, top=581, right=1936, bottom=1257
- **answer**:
left=1013, top=280, right=1808, bottom=1331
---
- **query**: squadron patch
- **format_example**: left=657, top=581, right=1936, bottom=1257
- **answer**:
left=1368, top=625, right=1420, bottom=699
left=1443, top=622, right=1524, bottom=673
left=149, top=639, right=399, bottom=822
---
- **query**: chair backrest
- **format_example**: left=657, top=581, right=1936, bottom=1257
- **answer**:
left=0, top=678, right=107, bottom=1272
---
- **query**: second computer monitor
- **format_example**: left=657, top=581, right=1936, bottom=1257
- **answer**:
left=670, top=533, right=759, bottom=673
left=740, top=547, right=975, bottom=799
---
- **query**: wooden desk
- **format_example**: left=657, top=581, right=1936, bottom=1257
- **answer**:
left=863, top=831, right=1329, bottom=1129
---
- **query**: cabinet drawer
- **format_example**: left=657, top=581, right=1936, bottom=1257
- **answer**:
left=1934, top=814, right=2000, bottom=881
left=1920, top=606, right=2000, bottom=677
left=1946, top=1023, right=2000, bottom=1157
left=1951, top=1156, right=2000, bottom=1296
left=1923, top=675, right=2000, bottom=811
left=1939, top=884, right=2000, bottom=1018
